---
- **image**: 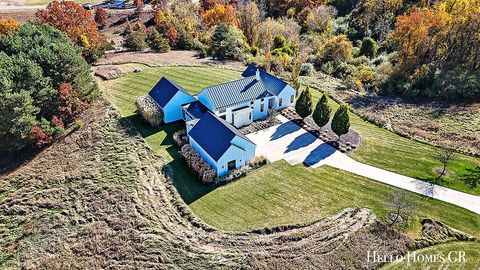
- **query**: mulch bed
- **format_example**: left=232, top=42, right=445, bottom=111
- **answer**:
left=239, top=111, right=282, bottom=134
left=281, top=108, right=361, bottom=153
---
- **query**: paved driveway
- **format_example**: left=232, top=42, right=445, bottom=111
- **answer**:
left=246, top=115, right=480, bottom=214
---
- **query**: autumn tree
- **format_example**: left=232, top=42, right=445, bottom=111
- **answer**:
left=316, top=35, right=352, bottom=66
left=203, top=4, right=238, bottom=27
left=134, top=0, right=144, bottom=11
left=94, top=8, right=109, bottom=29
left=0, top=17, right=20, bottom=34
left=36, top=1, right=105, bottom=62
left=237, top=1, right=261, bottom=46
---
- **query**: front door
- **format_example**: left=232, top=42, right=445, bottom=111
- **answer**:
left=227, top=160, right=236, bottom=171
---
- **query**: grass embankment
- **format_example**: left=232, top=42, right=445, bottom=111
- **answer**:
left=381, top=241, right=480, bottom=269
left=102, top=64, right=480, bottom=236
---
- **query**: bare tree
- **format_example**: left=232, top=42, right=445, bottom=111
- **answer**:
left=384, top=189, right=418, bottom=228
left=435, top=147, right=455, bottom=182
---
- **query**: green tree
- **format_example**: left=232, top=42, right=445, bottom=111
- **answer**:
left=273, top=34, right=287, bottom=50
left=0, top=24, right=97, bottom=102
left=0, top=91, right=39, bottom=152
left=331, top=103, right=350, bottom=140
left=124, top=30, right=148, bottom=51
left=295, top=86, right=314, bottom=118
left=312, top=93, right=331, bottom=128
left=460, top=165, right=480, bottom=189
left=211, top=23, right=246, bottom=60
left=146, top=28, right=170, bottom=53
left=360, top=37, right=377, bottom=58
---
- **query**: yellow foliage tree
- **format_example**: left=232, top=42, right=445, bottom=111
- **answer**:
left=203, top=4, right=238, bottom=28
left=0, top=18, right=20, bottom=35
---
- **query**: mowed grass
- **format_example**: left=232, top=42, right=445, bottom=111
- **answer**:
left=189, top=161, right=480, bottom=236
left=304, top=87, right=480, bottom=195
left=102, top=64, right=480, bottom=235
left=381, top=241, right=480, bottom=269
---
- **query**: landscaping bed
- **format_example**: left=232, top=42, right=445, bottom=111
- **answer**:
left=239, top=110, right=281, bottom=134
left=281, top=107, right=361, bottom=153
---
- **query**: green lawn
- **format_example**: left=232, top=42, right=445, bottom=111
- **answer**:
left=102, top=64, right=480, bottom=236
left=381, top=241, right=480, bottom=269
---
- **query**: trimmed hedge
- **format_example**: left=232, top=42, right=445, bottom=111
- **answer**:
left=135, top=95, right=163, bottom=127
left=180, top=144, right=216, bottom=183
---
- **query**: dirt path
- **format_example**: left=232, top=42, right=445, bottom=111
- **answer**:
left=0, top=100, right=413, bottom=269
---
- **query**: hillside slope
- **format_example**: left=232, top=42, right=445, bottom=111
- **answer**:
left=0, top=100, right=413, bottom=269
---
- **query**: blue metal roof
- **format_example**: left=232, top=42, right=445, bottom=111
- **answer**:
left=199, top=76, right=273, bottom=111
left=188, top=111, right=254, bottom=161
left=242, top=64, right=288, bottom=96
left=184, top=101, right=208, bottom=119
left=148, top=77, right=192, bottom=108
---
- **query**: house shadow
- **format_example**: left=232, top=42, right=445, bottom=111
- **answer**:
left=164, top=145, right=215, bottom=204
left=302, top=143, right=337, bottom=167
left=284, top=132, right=317, bottom=153
left=271, top=122, right=300, bottom=140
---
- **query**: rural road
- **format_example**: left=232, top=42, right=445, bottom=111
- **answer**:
left=247, top=115, right=480, bottom=214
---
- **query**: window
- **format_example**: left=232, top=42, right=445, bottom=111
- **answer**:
left=290, top=95, right=294, bottom=103
left=228, top=160, right=236, bottom=171
left=261, top=98, right=264, bottom=102
left=219, top=109, right=226, bottom=114
left=279, top=98, right=283, bottom=107
left=250, top=101, right=254, bottom=105
left=249, top=112, right=252, bottom=120
left=260, top=103, right=264, bottom=112
left=220, top=115, right=226, bottom=120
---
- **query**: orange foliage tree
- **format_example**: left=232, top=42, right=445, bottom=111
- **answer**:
left=36, top=1, right=105, bottom=61
left=0, top=17, right=20, bottom=34
left=203, top=4, right=238, bottom=28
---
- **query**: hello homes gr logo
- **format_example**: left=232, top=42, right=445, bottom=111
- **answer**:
left=367, top=250, right=467, bottom=264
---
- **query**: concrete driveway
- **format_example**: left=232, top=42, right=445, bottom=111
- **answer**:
left=246, top=115, right=480, bottom=214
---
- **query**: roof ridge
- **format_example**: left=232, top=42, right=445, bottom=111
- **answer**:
left=163, top=77, right=193, bottom=97
left=202, top=76, right=256, bottom=92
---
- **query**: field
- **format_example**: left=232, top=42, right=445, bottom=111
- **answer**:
left=24, top=0, right=101, bottom=5
left=381, top=241, right=480, bottom=269
left=101, top=64, right=480, bottom=236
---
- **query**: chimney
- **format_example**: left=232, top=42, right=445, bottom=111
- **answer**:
left=255, top=68, right=261, bottom=81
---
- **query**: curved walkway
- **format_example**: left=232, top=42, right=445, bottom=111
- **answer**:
left=247, top=115, right=480, bottom=214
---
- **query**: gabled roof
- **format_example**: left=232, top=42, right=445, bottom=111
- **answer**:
left=183, top=101, right=208, bottom=120
left=188, top=111, right=255, bottom=161
left=148, top=77, right=193, bottom=108
left=199, top=76, right=273, bottom=111
left=242, top=64, right=288, bottom=96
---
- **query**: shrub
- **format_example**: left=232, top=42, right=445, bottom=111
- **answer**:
left=250, top=156, right=268, bottom=168
left=146, top=28, right=170, bottom=53
left=180, top=144, right=216, bottom=183
left=172, top=129, right=187, bottom=148
left=359, top=37, right=377, bottom=58
left=135, top=95, right=163, bottom=127
left=300, top=63, right=315, bottom=76
left=124, top=30, right=147, bottom=51
left=273, top=34, right=287, bottom=49
left=250, top=46, right=259, bottom=57
left=28, top=126, right=52, bottom=148
left=74, top=119, right=84, bottom=130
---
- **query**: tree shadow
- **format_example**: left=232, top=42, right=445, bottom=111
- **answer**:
left=271, top=121, right=300, bottom=140
left=284, top=132, right=317, bottom=154
left=303, top=143, right=337, bottom=167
